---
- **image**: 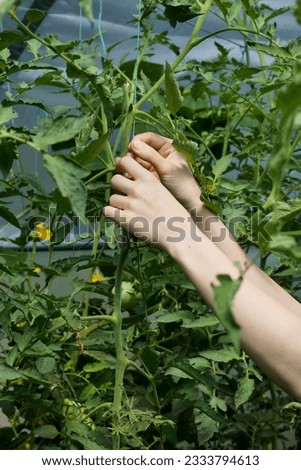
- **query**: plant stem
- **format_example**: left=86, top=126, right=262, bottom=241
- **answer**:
left=111, top=240, right=130, bottom=449
left=134, top=0, right=213, bottom=112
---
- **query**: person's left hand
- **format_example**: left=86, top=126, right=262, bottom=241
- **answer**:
left=103, top=155, right=191, bottom=250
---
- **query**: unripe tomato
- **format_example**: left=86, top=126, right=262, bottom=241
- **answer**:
left=112, top=281, right=142, bottom=310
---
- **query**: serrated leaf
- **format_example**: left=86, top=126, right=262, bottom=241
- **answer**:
left=33, top=115, right=89, bottom=149
left=235, top=375, right=255, bottom=408
left=0, top=106, right=18, bottom=125
left=196, top=412, right=219, bottom=445
left=241, top=0, right=258, bottom=21
left=247, top=41, right=291, bottom=60
left=165, top=62, right=182, bottom=115
left=43, top=154, right=89, bottom=222
left=265, top=7, right=292, bottom=24
left=173, top=138, right=199, bottom=167
left=213, top=275, right=242, bottom=351
left=200, top=346, right=241, bottom=363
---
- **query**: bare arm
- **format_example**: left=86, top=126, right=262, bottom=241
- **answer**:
left=129, top=133, right=301, bottom=317
left=168, top=225, right=301, bottom=400
left=103, top=154, right=301, bottom=400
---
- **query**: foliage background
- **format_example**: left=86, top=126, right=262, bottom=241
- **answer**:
left=0, top=0, right=300, bottom=450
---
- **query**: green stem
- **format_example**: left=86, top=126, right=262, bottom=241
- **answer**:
left=85, top=167, right=115, bottom=185
left=8, top=11, right=99, bottom=92
left=112, top=241, right=130, bottom=450
left=134, top=0, right=213, bottom=112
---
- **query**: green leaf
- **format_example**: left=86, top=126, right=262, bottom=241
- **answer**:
left=277, top=71, right=301, bottom=116
left=0, top=106, right=18, bottom=125
left=265, top=7, right=292, bottom=24
left=295, top=0, right=301, bottom=24
left=83, top=362, right=111, bottom=373
left=35, top=425, right=59, bottom=440
left=0, top=30, right=25, bottom=50
left=26, top=9, right=45, bottom=25
left=212, top=154, right=232, bottom=178
left=241, top=0, right=258, bottom=21
left=36, top=357, right=56, bottom=374
left=0, top=206, right=21, bottom=229
left=165, top=62, right=183, bottom=115
left=22, top=368, right=52, bottom=385
left=43, top=154, right=90, bottom=222
left=0, top=139, right=18, bottom=179
left=268, top=235, right=301, bottom=261
left=173, top=137, right=200, bottom=168
left=163, top=4, right=198, bottom=28
left=76, top=132, right=110, bottom=166
left=17, top=328, right=37, bottom=353
left=213, top=275, right=241, bottom=351
left=154, top=310, right=194, bottom=324
left=33, top=115, right=90, bottom=149
left=247, top=41, right=292, bottom=60
left=79, top=0, right=94, bottom=21
left=0, top=363, right=22, bottom=382
left=200, top=346, right=241, bottom=363
left=0, top=0, right=20, bottom=18
left=196, top=412, right=219, bottom=445
left=235, top=375, right=255, bottom=408
left=165, top=367, right=192, bottom=380
left=182, top=315, right=219, bottom=328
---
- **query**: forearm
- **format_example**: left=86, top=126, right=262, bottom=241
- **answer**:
left=189, top=200, right=301, bottom=316
left=167, top=228, right=301, bottom=399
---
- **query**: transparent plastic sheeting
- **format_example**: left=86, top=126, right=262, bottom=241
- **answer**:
left=1, top=450, right=301, bottom=469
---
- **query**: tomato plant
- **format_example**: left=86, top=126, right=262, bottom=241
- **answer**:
left=0, top=0, right=300, bottom=450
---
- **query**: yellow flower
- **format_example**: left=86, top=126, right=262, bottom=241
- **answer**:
left=91, top=268, right=104, bottom=283
left=32, top=222, right=52, bottom=241
left=33, top=266, right=41, bottom=274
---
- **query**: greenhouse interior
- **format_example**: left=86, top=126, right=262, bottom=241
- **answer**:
left=0, top=0, right=301, bottom=451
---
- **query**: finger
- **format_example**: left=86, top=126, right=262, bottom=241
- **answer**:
left=135, top=156, right=153, bottom=171
left=129, top=132, right=172, bottom=152
left=109, top=194, right=128, bottom=210
left=128, top=140, right=167, bottom=174
left=102, top=206, right=128, bottom=228
left=116, top=155, right=149, bottom=180
left=111, top=173, right=133, bottom=193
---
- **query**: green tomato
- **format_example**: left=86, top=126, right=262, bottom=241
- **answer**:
left=112, top=281, right=142, bottom=310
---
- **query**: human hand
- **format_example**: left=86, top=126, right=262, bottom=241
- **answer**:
left=103, top=155, right=191, bottom=251
left=128, top=132, right=202, bottom=212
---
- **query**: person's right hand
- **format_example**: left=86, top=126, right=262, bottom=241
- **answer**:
left=128, top=132, right=202, bottom=212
